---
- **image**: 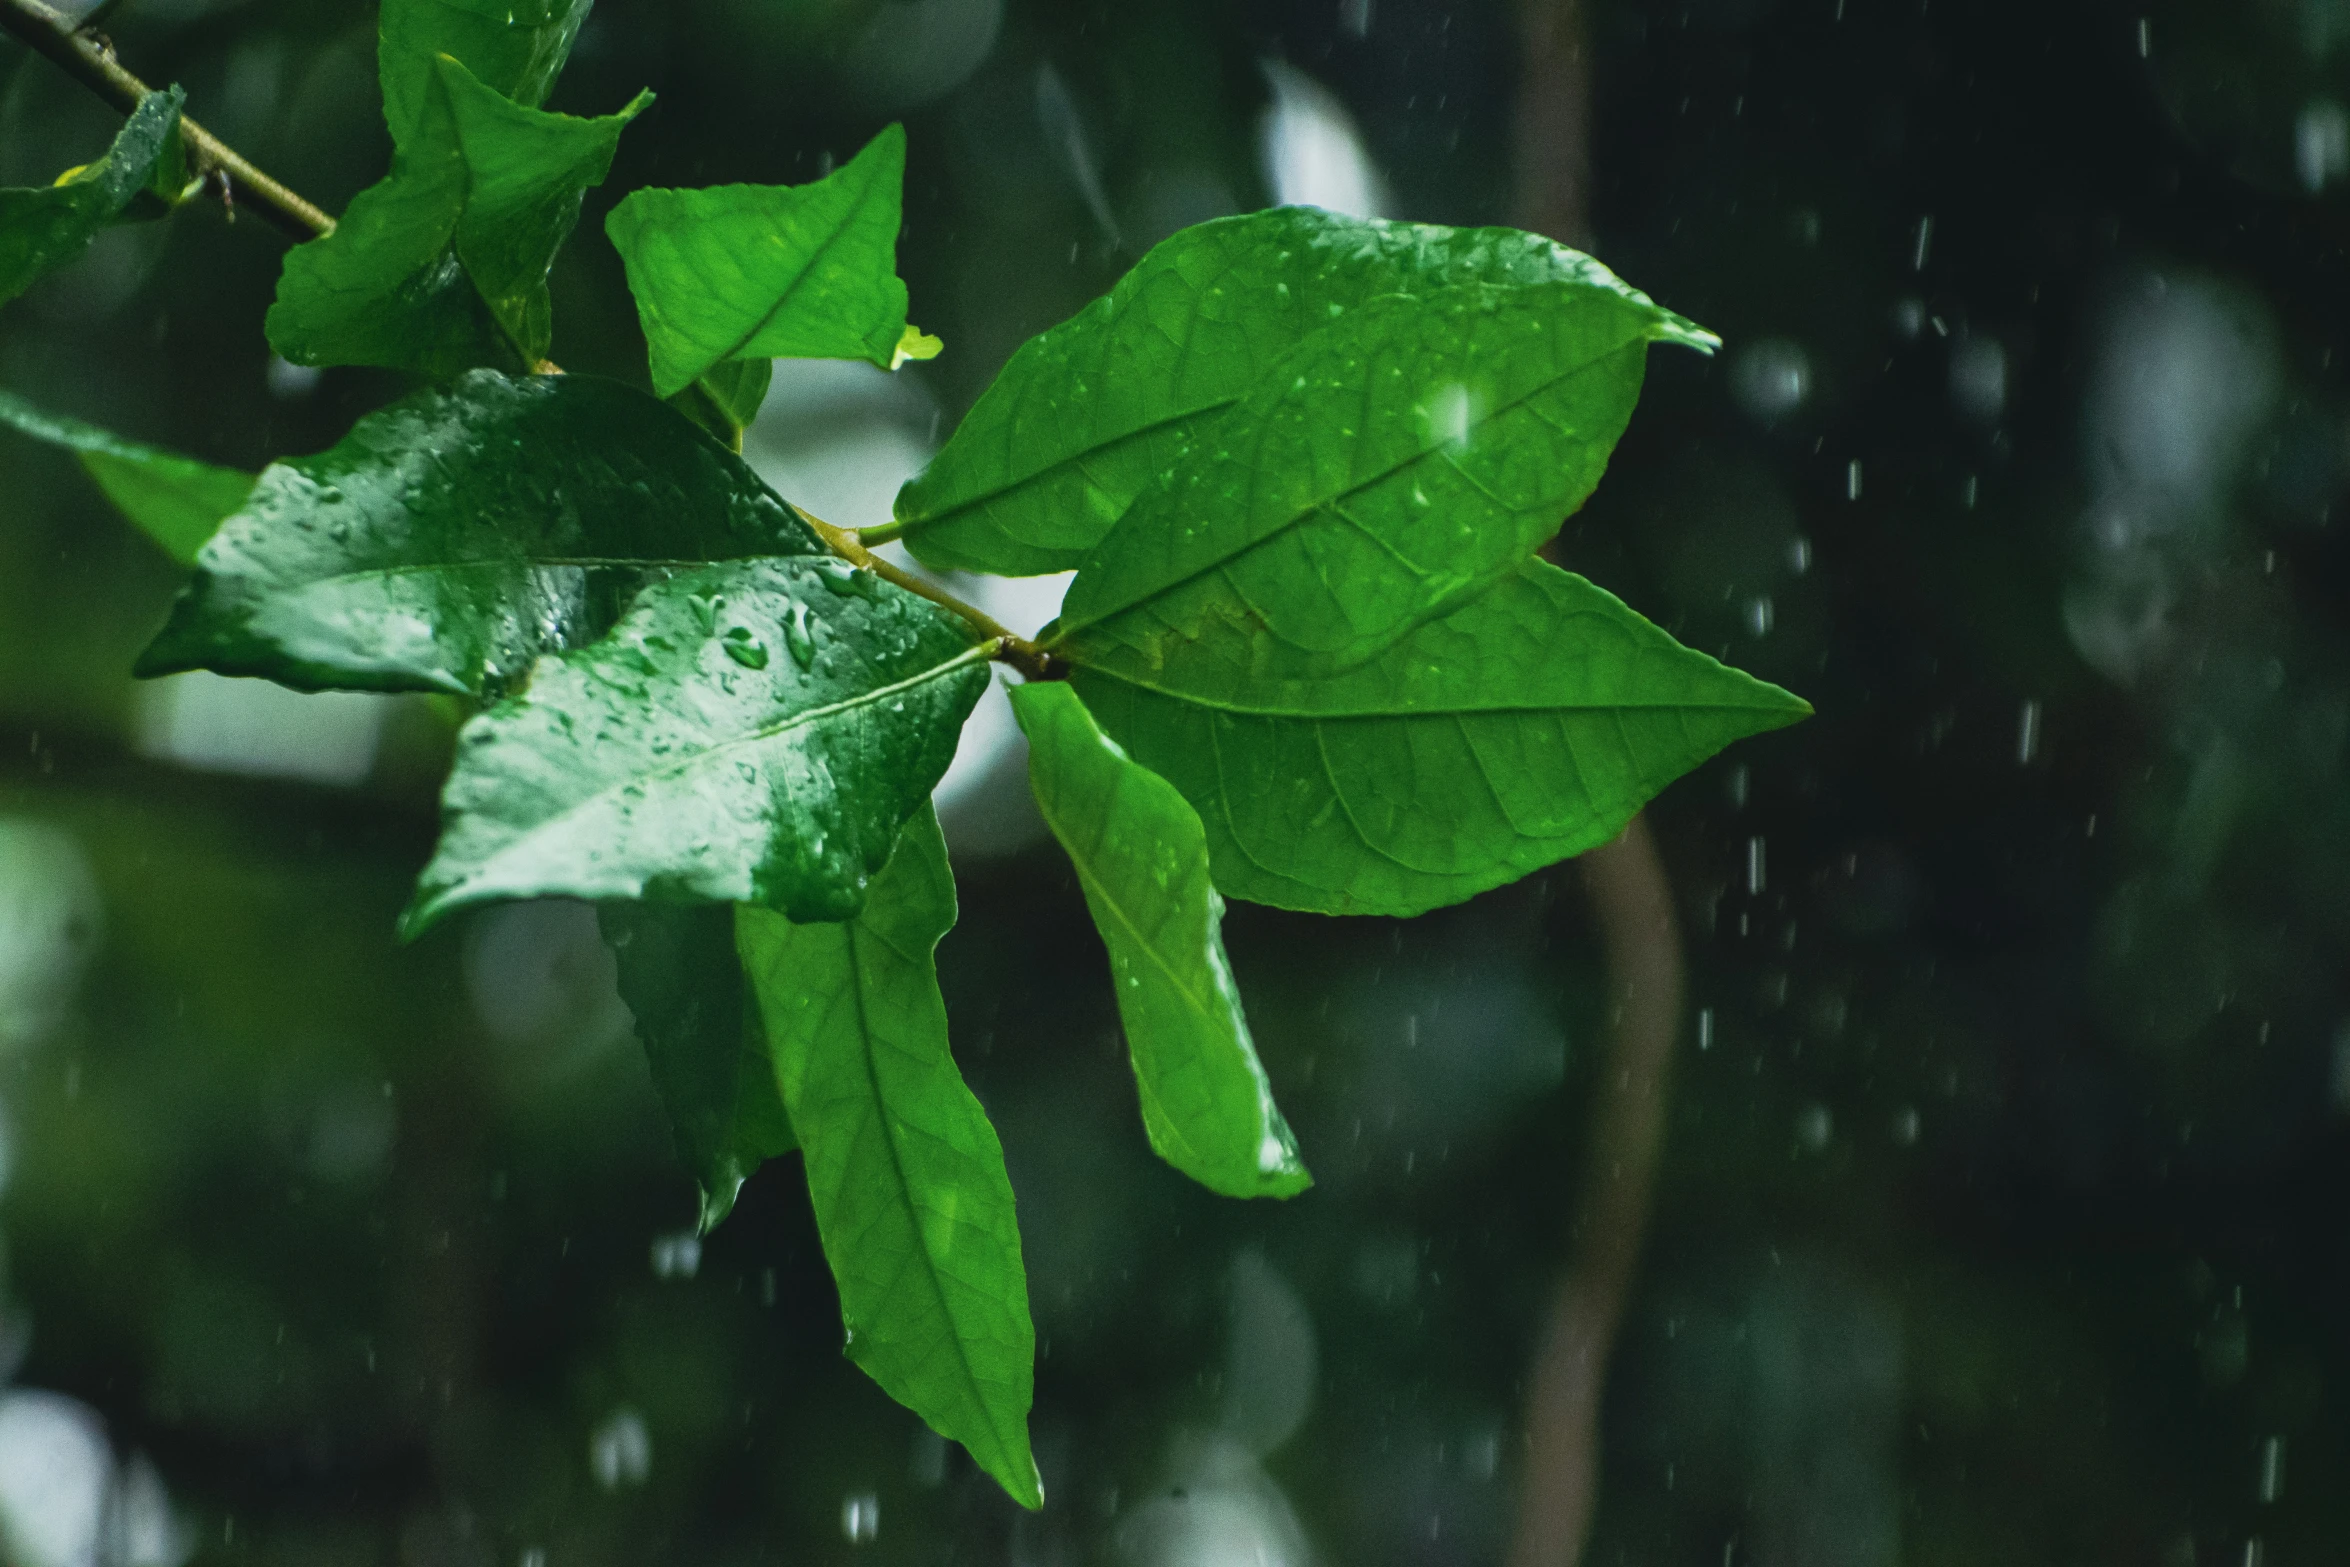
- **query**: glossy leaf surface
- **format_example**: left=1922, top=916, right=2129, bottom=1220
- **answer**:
left=403, top=557, right=990, bottom=937
left=138, top=372, right=819, bottom=697
left=0, top=391, right=253, bottom=566
left=1071, top=560, right=1811, bottom=916
left=379, top=0, right=595, bottom=144
left=1053, top=280, right=1677, bottom=680
left=269, top=57, right=645, bottom=376
left=1011, top=680, right=1308, bottom=1199
left=737, top=809, right=1042, bottom=1510
left=894, top=206, right=1712, bottom=576
left=600, top=902, right=793, bottom=1232
left=607, top=125, right=922, bottom=399
left=0, top=89, right=184, bottom=306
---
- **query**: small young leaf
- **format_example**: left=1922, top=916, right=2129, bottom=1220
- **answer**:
left=0, top=88, right=185, bottom=306
left=138, top=372, right=819, bottom=697
left=606, top=125, right=927, bottom=399
left=0, top=390, right=254, bottom=565
left=737, top=809, right=1043, bottom=1510
left=893, top=206, right=1713, bottom=576
left=379, top=0, right=596, bottom=145
left=600, top=902, right=793, bottom=1232
left=1053, top=280, right=1676, bottom=681
left=1010, top=680, right=1308, bottom=1200
left=668, top=357, right=773, bottom=449
left=1069, top=560, right=1811, bottom=917
left=402, top=557, right=990, bottom=938
left=268, top=57, right=647, bottom=376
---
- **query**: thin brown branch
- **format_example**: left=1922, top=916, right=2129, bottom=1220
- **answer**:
left=793, top=506, right=1064, bottom=682
left=1508, top=815, right=1685, bottom=1567
left=0, top=0, right=334, bottom=241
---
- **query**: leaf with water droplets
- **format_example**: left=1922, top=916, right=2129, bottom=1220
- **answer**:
left=599, top=901, right=792, bottom=1232
left=378, top=0, right=595, bottom=147
left=1011, top=680, right=1307, bottom=1199
left=0, top=390, right=253, bottom=566
left=1071, top=559, right=1811, bottom=916
left=737, top=808, right=1042, bottom=1510
left=607, top=125, right=930, bottom=400
left=138, top=372, right=823, bottom=697
left=0, top=88, right=184, bottom=307
left=1054, top=280, right=1691, bottom=682
left=269, top=55, right=647, bottom=376
left=894, top=206, right=1713, bottom=575
left=401, top=557, right=989, bottom=936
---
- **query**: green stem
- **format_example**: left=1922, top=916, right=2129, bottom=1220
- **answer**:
left=0, top=0, right=335, bottom=241
left=793, top=506, right=1063, bottom=683
left=855, top=519, right=905, bottom=547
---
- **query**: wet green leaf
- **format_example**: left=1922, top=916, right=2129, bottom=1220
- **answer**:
left=0, top=88, right=184, bottom=306
left=0, top=390, right=254, bottom=566
left=1011, top=680, right=1308, bottom=1199
left=600, top=902, right=793, bottom=1232
left=269, top=56, right=646, bottom=376
left=137, top=372, right=821, bottom=697
left=1070, top=560, right=1811, bottom=916
left=668, top=357, right=773, bottom=449
left=402, top=557, right=990, bottom=937
left=737, top=809, right=1042, bottom=1510
left=894, top=206, right=1712, bottom=576
left=1054, top=280, right=1688, bottom=681
left=606, top=125, right=924, bottom=399
left=379, top=0, right=596, bottom=145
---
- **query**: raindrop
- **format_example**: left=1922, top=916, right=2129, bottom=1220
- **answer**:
left=783, top=602, right=817, bottom=670
left=650, top=1230, right=701, bottom=1280
left=588, top=1408, right=651, bottom=1490
left=1744, top=595, right=1775, bottom=637
left=1730, top=339, right=1811, bottom=423
left=841, top=1492, right=880, bottom=1544
left=1696, top=1008, right=1714, bottom=1050
left=723, top=627, right=769, bottom=670
left=1892, top=1106, right=1921, bottom=1145
left=2297, top=102, right=2349, bottom=192
left=2017, top=700, right=2042, bottom=765
left=1795, top=1103, right=1833, bottom=1152
left=1846, top=460, right=1864, bottom=501
left=2259, top=1435, right=2285, bottom=1503
left=1911, top=215, right=1934, bottom=272
left=1746, top=836, right=1767, bottom=896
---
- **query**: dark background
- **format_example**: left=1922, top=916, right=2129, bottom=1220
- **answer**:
left=3, top=0, right=2347, bottom=1563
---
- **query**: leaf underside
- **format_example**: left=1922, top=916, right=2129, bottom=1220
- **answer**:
left=893, top=205, right=1715, bottom=576
left=601, top=901, right=794, bottom=1233
left=1012, top=680, right=1308, bottom=1199
left=402, top=556, right=989, bottom=937
left=0, top=88, right=185, bottom=307
left=137, top=372, right=821, bottom=698
left=738, top=809, right=1043, bottom=1509
left=607, top=124, right=919, bottom=400
left=0, top=391, right=254, bottom=566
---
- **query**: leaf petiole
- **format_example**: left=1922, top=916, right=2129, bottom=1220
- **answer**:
left=792, top=504, right=1063, bottom=682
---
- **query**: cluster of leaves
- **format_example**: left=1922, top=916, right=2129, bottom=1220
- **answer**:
left=0, top=0, right=1806, bottom=1508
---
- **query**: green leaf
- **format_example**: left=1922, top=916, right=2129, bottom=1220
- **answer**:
left=380, top=0, right=595, bottom=145
left=600, top=902, right=793, bottom=1232
left=138, top=372, right=819, bottom=698
left=1052, top=280, right=1685, bottom=682
left=1069, top=559, right=1811, bottom=916
left=0, top=390, right=254, bottom=566
left=893, top=206, right=1713, bottom=576
left=401, top=557, right=991, bottom=938
left=668, top=357, right=773, bottom=449
left=1010, top=680, right=1308, bottom=1199
left=606, top=125, right=925, bottom=400
left=268, top=56, right=646, bottom=376
left=0, top=88, right=184, bottom=306
left=737, top=808, right=1042, bottom=1510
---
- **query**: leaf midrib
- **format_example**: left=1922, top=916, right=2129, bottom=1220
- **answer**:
left=439, top=641, right=990, bottom=899
left=1051, top=330, right=1646, bottom=640
left=707, top=167, right=891, bottom=378
left=1075, top=662, right=1807, bottom=722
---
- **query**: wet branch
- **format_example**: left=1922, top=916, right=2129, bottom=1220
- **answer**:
left=793, top=506, right=1064, bottom=683
left=0, top=0, right=335, bottom=241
